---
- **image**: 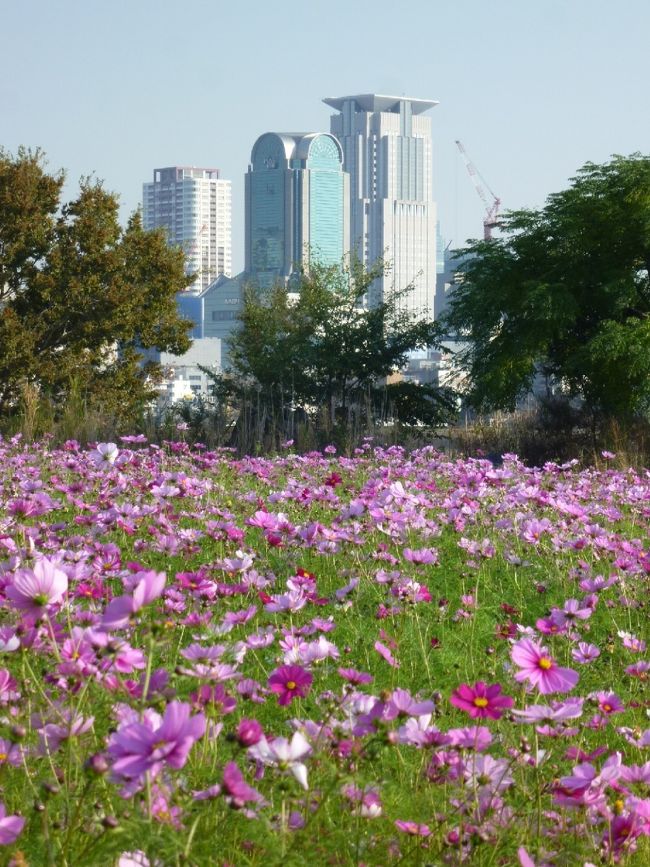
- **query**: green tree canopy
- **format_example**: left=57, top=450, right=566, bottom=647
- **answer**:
left=0, top=147, right=193, bottom=422
left=441, top=154, right=650, bottom=418
left=214, top=258, right=455, bottom=450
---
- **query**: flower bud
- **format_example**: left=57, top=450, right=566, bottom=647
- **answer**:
left=236, top=718, right=263, bottom=747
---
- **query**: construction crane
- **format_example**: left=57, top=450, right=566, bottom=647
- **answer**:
left=455, top=140, right=501, bottom=240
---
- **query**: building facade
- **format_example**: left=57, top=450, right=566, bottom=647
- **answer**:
left=324, top=94, right=438, bottom=320
left=245, top=132, right=349, bottom=288
left=143, top=166, right=232, bottom=292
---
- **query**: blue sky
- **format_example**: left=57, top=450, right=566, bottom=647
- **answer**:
left=3, top=0, right=648, bottom=270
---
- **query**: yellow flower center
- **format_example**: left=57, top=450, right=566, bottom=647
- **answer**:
left=0, top=753, right=7, bottom=762
left=473, top=697, right=489, bottom=708
left=603, top=703, right=612, bottom=713
left=538, top=657, right=553, bottom=670
left=286, top=681, right=297, bottom=690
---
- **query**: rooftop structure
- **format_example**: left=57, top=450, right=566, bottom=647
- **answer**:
left=325, top=93, right=438, bottom=320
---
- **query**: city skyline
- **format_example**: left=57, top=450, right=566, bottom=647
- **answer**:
left=3, top=0, right=648, bottom=273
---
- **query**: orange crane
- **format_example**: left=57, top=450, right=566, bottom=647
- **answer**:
left=455, top=140, right=501, bottom=240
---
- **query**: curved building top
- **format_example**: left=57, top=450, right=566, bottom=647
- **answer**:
left=250, top=132, right=343, bottom=170
left=322, top=94, right=439, bottom=114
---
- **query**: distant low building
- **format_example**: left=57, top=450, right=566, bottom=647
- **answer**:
left=142, top=337, right=222, bottom=408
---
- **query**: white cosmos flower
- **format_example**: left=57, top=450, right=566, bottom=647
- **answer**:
left=248, top=732, right=311, bottom=789
left=89, top=442, right=119, bottom=467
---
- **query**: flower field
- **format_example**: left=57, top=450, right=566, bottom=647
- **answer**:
left=0, top=435, right=648, bottom=866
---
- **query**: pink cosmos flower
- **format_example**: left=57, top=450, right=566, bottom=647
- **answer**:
left=549, top=598, right=592, bottom=628
left=101, top=571, right=166, bottom=630
left=0, top=802, right=25, bottom=845
left=341, top=784, right=382, bottom=818
left=5, top=557, right=68, bottom=617
left=235, top=718, right=264, bottom=747
left=447, top=726, right=493, bottom=751
left=108, top=701, right=205, bottom=784
left=517, top=848, right=536, bottom=867
left=0, top=670, right=20, bottom=704
left=511, top=699, right=584, bottom=725
left=374, top=640, right=399, bottom=668
left=571, top=642, right=600, bottom=664
left=463, top=754, right=513, bottom=794
left=0, top=738, right=22, bottom=768
left=398, top=716, right=451, bottom=748
left=595, top=692, right=624, bottom=715
left=338, top=667, right=373, bottom=685
left=620, top=762, right=650, bottom=784
left=383, top=688, right=435, bottom=720
left=511, top=638, right=579, bottom=694
left=394, top=820, right=431, bottom=836
left=555, top=752, right=622, bottom=807
left=268, top=665, right=312, bottom=706
left=220, top=761, right=264, bottom=809
left=450, top=682, right=513, bottom=720
left=620, top=632, right=646, bottom=653
left=403, top=547, right=438, bottom=565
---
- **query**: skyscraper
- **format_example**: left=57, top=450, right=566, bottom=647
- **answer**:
left=245, top=132, right=349, bottom=288
left=324, top=94, right=438, bottom=320
left=142, top=166, right=232, bottom=292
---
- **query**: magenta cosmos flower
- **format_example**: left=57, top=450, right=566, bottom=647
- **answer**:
left=511, top=638, right=579, bottom=694
left=450, top=682, right=514, bottom=720
left=5, top=557, right=68, bottom=617
left=268, top=665, right=312, bottom=706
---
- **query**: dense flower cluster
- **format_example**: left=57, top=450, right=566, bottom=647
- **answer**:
left=0, top=435, right=648, bottom=864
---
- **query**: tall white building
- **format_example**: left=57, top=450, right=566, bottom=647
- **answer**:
left=324, top=94, right=438, bottom=320
left=143, top=166, right=232, bottom=292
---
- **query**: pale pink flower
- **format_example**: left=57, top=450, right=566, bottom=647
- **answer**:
left=6, top=557, right=68, bottom=616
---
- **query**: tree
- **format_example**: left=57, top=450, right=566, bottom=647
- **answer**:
left=0, top=148, right=192, bottom=422
left=441, top=154, right=650, bottom=418
left=214, top=258, right=455, bottom=450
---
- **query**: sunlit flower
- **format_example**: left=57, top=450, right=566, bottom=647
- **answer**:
left=88, top=442, right=119, bottom=467
left=511, top=638, right=579, bottom=694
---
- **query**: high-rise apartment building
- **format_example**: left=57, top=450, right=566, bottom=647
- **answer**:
left=324, top=94, right=438, bottom=319
left=143, top=166, right=232, bottom=291
left=245, top=132, right=349, bottom=288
